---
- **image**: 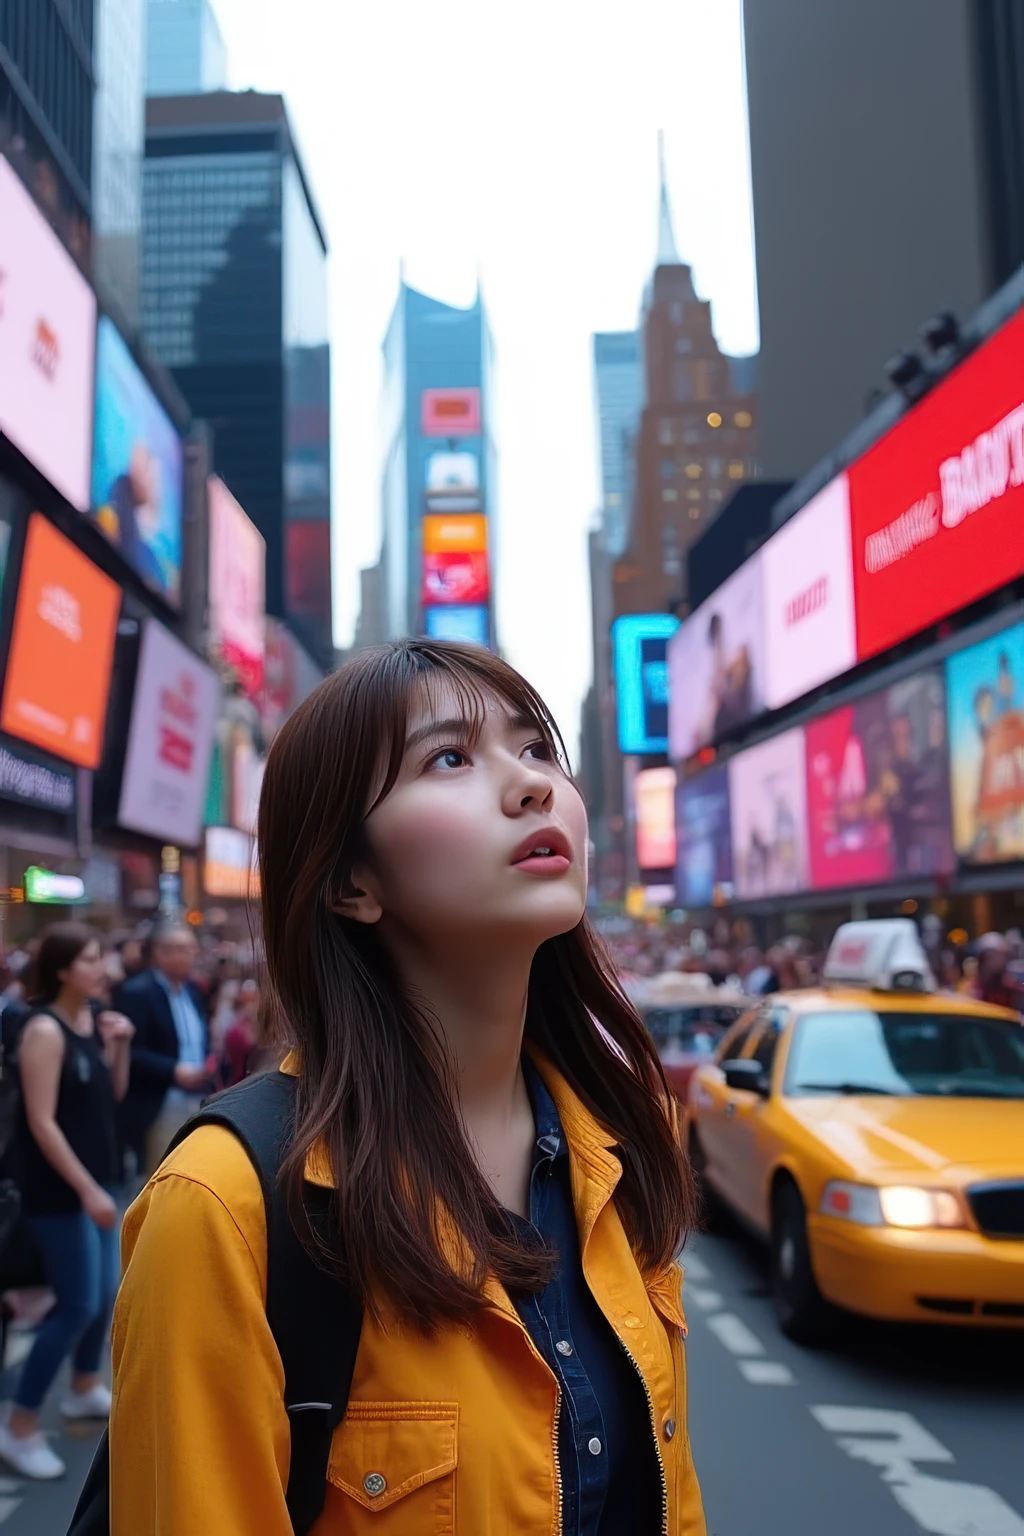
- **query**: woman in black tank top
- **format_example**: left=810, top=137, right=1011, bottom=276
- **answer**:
left=0, top=924, right=134, bottom=1482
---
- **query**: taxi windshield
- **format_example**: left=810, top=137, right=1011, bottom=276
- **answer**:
left=785, top=1010, right=1024, bottom=1099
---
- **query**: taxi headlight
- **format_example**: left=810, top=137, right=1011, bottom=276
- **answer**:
left=877, top=1185, right=966, bottom=1229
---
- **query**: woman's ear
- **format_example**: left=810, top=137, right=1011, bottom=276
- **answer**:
left=328, top=867, right=383, bottom=926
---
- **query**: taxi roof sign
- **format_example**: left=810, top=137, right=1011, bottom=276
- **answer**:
left=823, top=919, right=935, bottom=994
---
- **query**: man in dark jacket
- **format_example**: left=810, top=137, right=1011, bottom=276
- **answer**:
left=115, top=924, right=210, bottom=1175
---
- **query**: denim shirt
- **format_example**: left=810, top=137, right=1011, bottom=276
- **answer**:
left=509, top=1063, right=662, bottom=1536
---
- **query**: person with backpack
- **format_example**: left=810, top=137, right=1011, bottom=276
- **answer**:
left=0, top=923, right=132, bottom=1480
left=105, top=640, right=706, bottom=1535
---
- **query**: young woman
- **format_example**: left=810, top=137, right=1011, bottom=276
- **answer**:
left=111, top=640, right=706, bottom=1534
left=0, top=923, right=133, bottom=1480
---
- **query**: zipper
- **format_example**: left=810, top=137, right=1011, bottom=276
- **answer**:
left=616, top=1334, right=669, bottom=1536
left=551, top=1380, right=563, bottom=1535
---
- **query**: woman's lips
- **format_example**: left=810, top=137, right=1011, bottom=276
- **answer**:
left=510, top=828, right=572, bottom=876
left=511, top=852, right=572, bottom=877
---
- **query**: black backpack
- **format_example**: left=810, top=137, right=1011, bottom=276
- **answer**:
left=67, top=1070, right=363, bottom=1536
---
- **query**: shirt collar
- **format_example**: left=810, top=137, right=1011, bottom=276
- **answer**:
left=522, top=1055, right=565, bottom=1164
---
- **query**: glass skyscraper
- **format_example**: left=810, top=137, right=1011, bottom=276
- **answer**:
left=93, top=0, right=146, bottom=325
left=146, top=0, right=227, bottom=96
left=142, top=91, right=333, bottom=666
left=593, top=330, right=642, bottom=559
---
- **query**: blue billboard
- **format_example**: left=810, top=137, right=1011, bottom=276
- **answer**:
left=612, top=613, right=679, bottom=754
left=946, top=622, right=1024, bottom=864
left=424, top=604, right=489, bottom=646
left=676, top=765, right=734, bottom=908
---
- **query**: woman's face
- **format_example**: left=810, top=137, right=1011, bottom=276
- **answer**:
left=61, top=940, right=105, bottom=999
left=352, top=683, right=588, bottom=950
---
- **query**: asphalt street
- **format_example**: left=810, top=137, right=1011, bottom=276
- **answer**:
left=0, top=1227, right=1021, bottom=1534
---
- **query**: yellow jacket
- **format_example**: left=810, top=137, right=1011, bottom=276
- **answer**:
left=110, top=1053, right=706, bottom=1535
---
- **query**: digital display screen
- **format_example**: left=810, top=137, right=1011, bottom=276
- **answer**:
left=669, top=555, right=765, bottom=759
left=424, top=604, right=489, bottom=646
left=612, top=613, right=679, bottom=755
left=676, top=766, right=733, bottom=909
left=946, top=621, right=1024, bottom=864
left=728, top=728, right=809, bottom=899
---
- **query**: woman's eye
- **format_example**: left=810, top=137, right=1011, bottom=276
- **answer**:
left=430, top=747, right=469, bottom=771
left=525, top=740, right=553, bottom=762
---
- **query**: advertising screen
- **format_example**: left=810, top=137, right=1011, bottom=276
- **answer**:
left=763, top=473, right=857, bottom=709
left=424, top=605, right=489, bottom=645
left=208, top=476, right=265, bottom=699
left=286, top=519, right=332, bottom=640
left=422, top=551, right=489, bottom=606
left=669, top=554, right=765, bottom=759
left=0, top=514, right=120, bottom=768
left=849, top=306, right=1024, bottom=661
left=426, top=452, right=479, bottom=493
left=91, top=318, right=183, bottom=605
left=117, top=620, right=221, bottom=848
left=422, top=513, right=488, bottom=554
left=676, top=766, right=733, bottom=908
left=806, top=669, right=953, bottom=890
left=729, top=728, right=808, bottom=899
left=635, top=767, right=676, bottom=873
left=421, top=387, right=481, bottom=437
left=204, top=827, right=260, bottom=899
left=0, top=156, right=96, bottom=511
left=611, top=614, right=678, bottom=755
left=946, top=622, right=1024, bottom=864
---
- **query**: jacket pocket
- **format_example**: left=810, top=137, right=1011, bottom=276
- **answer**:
left=328, top=1401, right=458, bottom=1529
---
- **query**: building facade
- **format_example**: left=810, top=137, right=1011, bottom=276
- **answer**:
left=592, top=331, right=642, bottom=561
left=92, top=0, right=146, bottom=326
left=376, top=282, right=496, bottom=645
left=744, top=0, right=1024, bottom=483
left=146, top=0, right=227, bottom=95
left=141, top=92, right=334, bottom=667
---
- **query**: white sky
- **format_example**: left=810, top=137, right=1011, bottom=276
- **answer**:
left=213, top=0, right=759, bottom=751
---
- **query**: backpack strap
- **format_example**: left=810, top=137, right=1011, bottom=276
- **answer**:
left=167, top=1071, right=363, bottom=1536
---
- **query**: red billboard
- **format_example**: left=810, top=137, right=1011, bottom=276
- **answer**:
left=422, top=551, right=489, bottom=606
left=421, top=388, right=481, bottom=437
left=849, top=306, right=1024, bottom=661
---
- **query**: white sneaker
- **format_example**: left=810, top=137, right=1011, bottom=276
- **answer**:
left=60, top=1382, right=112, bottom=1420
left=0, top=1424, right=65, bottom=1479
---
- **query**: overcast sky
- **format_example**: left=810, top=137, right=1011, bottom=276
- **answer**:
left=212, top=0, right=759, bottom=750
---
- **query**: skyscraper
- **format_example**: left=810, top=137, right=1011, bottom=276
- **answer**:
left=93, top=0, right=147, bottom=325
left=141, top=91, right=333, bottom=666
left=376, top=282, right=495, bottom=645
left=592, top=332, right=642, bottom=561
left=146, top=0, right=227, bottom=96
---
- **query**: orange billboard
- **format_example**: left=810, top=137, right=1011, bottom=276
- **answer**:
left=422, top=513, right=488, bottom=555
left=1, top=514, right=122, bottom=768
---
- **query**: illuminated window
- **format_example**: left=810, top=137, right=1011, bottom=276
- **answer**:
left=734, top=410, right=753, bottom=428
left=687, top=489, right=701, bottom=501
left=728, top=461, right=745, bottom=479
left=661, top=488, right=678, bottom=502
left=706, top=412, right=722, bottom=428
left=685, top=463, right=702, bottom=479
left=658, top=421, right=674, bottom=446
left=689, top=506, right=701, bottom=519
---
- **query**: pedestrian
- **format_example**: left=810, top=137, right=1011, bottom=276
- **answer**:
left=115, top=924, right=211, bottom=1177
left=0, top=923, right=133, bottom=1480
left=218, top=977, right=262, bottom=1087
left=111, top=639, right=705, bottom=1534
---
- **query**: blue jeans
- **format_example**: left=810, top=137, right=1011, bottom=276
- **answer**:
left=15, top=1209, right=118, bottom=1412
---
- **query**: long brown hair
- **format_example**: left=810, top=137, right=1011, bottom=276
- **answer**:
left=259, top=639, right=695, bottom=1330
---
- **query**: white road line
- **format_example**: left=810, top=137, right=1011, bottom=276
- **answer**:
left=0, top=1498, right=20, bottom=1524
left=681, top=1252, right=713, bottom=1283
left=812, top=1406, right=1024, bottom=1535
left=705, top=1313, right=765, bottom=1357
left=738, top=1360, right=795, bottom=1385
left=684, top=1287, right=723, bottom=1311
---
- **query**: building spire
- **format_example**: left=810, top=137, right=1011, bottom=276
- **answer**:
left=656, top=129, right=681, bottom=266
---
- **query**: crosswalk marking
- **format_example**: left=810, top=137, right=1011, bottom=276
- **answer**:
left=681, top=1251, right=713, bottom=1283
left=738, top=1360, right=795, bottom=1385
left=705, top=1313, right=766, bottom=1356
left=685, top=1287, right=723, bottom=1311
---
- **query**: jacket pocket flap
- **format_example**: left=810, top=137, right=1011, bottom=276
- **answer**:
left=328, top=1402, right=459, bottom=1512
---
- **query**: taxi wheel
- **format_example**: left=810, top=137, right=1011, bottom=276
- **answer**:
left=771, top=1180, right=836, bottom=1344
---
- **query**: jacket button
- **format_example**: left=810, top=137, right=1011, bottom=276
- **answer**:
left=363, top=1473, right=386, bottom=1497
left=555, top=1340, right=573, bottom=1356
left=588, top=1437, right=602, bottom=1456
left=664, top=1419, right=677, bottom=1441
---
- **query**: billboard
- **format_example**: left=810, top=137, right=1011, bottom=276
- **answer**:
left=669, top=554, right=766, bottom=759
left=117, top=620, right=220, bottom=847
left=422, top=513, right=488, bottom=554
left=422, top=551, right=489, bottom=607
left=426, top=452, right=479, bottom=493
left=208, top=476, right=265, bottom=699
left=0, top=156, right=96, bottom=511
left=286, top=519, right=332, bottom=639
left=0, top=514, right=120, bottom=768
left=676, top=766, right=733, bottom=908
left=806, top=669, right=953, bottom=890
left=946, top=622, right=1024, bottom=864
left=91, top=317, right=183, bottom=605
left=635, top=767, right=676, bottom=873
left=849, top=305, right=1024, bottom=661
left=763, top=473, right=857, bottom=710
left=421, top=387, right=481, bottom=437
left=729, top=728, right=809, bottom=899
left=204, top=826, right=259, bottom=899
left=612, top=613, right=678, bottom=755
left=424, top=605, right=489, bottom=646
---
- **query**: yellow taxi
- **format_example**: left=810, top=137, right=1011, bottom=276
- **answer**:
left=685, top=920, right=1024, bottom=1340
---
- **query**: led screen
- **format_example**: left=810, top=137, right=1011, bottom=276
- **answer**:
left=676, top=766, right=733, bottom=908
left=424, top=605, right=489, bottom=646
left=0, top=514, right=120, bottom=768
left=422, top=551, right=490, bottom=606
left=208, top=476, right=265, bottom=700
left=849, top=306, right=1024, bottom=661
left=634, top=767, right=676, bottom=873
left=669, top=554, right=765, bottom=759
left=612, top=613, right=678, bottom=755
left=426, top=452, right=479, bottom=492
left=421, top=387, right=481, bottom=437
left=728, top=728, right=808, bottom=899
left=946, top=622, right=1024, bottom=864
left=0, top=156, right=96, bottom=511
left=91, top=317, right=183, bottom=604
left=805, top=669, right=953, bottom=890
